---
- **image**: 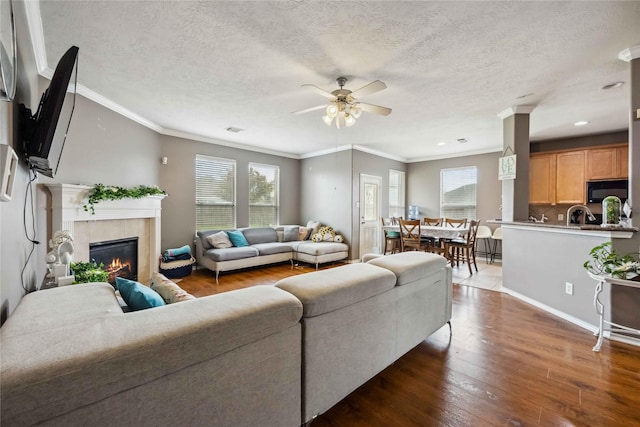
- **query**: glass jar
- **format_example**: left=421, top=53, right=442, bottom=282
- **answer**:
left=602, top=196, right=622, bottom=227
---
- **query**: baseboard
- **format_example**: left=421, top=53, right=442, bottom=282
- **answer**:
left=503, top=287, right=640, bottom=348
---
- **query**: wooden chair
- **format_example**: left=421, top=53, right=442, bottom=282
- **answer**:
left=422, top=217, right=445, bottom=254
left=381, top=217, right=401, bottom=254
left=398, top=219, right=429, bottom=252
left=445, top=218, right=467, bottom=228
left=423, top=217, right=442, bottom=226
left=444, top=220, right=479, bottom=275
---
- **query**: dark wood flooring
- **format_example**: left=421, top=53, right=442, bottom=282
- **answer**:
left=178, top=262, right=640, bottom=426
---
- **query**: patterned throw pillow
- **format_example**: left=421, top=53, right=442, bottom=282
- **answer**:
left=150, top=272, right=196, bottom=304
left=206, top=230, right=233, bottom=249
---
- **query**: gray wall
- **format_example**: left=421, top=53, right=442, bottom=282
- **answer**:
left=406, top=151, right=503, bottom=230
left=1, top=0, right=43, bottom=323
left=159, top=135, right=301, bottom=250
left=299, top=150, right=353, bottom=255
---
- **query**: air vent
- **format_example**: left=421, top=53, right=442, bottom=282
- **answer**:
left=457, top=138, right=468, bottom=144
left=226, top=127, right=244, bottom=133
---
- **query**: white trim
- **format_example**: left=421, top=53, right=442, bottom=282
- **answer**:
left=497, top=105, right=536, bottom=119
left=24, top=0, right=47, bottom=74
left=352, top=145, right=407, bottom=162
left=408, top=146, right=502, bottom=163
left=299, top=144, right=355, bottom=159
left=618, top=44, right=640, bottom=62
left=504, top=287, right=640, bottom=349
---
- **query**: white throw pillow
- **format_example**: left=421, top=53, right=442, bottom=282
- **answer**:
left=150, top=272, right=196, bottom=303
left=206, top=230, right=233, bottom=249
left=306, top=220, right=321, bottom=239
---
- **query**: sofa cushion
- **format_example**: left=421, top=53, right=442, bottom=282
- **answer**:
left=206, top=231, right=233, bottom=249
left=275, top=263, right=396, bottom=317
left=150, top=272, right=196, bottom=303
left=251, top=242, right=293, bottom=256
left=367, top=251, right=447, bottom=286
left=283, top=226, right=300, bottom=242
left=295, top=241, right=349, bottom=256
left=227, top=230, right=250, bottom=247
left=197, top=229, right=230, bottom=250
left=241, top=227, right=278, bottom=245
left=306, top=220, right=321, bottom=238
left=116, top=278, right=165, bottom=311
left=204, top=246, right=259, bottom=262
left=298, top=226, right=310, bottom=241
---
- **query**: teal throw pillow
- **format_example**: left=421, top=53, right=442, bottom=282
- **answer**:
left=116, top=277, right=165, bottom=311
left=227, top=230, right=249, bottom=247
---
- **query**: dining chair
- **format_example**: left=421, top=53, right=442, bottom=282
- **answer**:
left=381, top=217, right=401, bottom=254
left=445, top=218, right=468, bottom=228
left=398, top=219, right=429, bottom=252
left=421, top=217, right=445, bottom=253
left=422, top=217, right=442, bottom=226
left=444, top=220, right=479, bottom=275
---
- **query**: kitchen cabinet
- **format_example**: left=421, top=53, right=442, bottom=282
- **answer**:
left=556, top=150, right=586, bottom=204
left=585, top=144, right=628, bottom=180
left=529, top=153, right=556, bottom=204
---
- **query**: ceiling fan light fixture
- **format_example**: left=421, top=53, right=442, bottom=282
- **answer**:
left=326, top=104, right=338, bottom=118
left=322, top=115, right=333, bottom=126
left=351, top=104, right=362, bottom=118
left=345, top=113, right=356, bottom=127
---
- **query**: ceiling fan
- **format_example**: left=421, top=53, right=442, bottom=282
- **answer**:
left=293, top=77, right=392, bottom=128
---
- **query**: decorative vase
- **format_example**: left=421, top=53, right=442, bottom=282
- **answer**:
left=602, top=196, right=621, bottom=227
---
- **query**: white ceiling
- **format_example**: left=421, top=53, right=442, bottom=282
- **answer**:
left=32, top=1, right=640, bottom=161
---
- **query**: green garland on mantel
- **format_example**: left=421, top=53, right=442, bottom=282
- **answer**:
left=83, top=183, right=167, bottom=214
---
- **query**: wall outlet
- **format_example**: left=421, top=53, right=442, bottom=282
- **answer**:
left=558, top=214, right=564, bottom=221
left=565, top=282, right=574, bottom=296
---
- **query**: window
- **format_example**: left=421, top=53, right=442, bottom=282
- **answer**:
left=389, top=169, right=405, bottom=218
left=195, top=155, right=236, bottom=230
left=440, top=166, right=477, bottom=219
left=249, top=163, right=279, bottom=227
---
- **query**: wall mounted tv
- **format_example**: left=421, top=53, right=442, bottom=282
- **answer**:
left=20, top=46, right=78, bottom=178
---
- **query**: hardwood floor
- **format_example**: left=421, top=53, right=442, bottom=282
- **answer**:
left=178, top=263, right=640, bottom=426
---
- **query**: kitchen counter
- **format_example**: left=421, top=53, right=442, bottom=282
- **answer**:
left=488, top=219, right=637, bottom=236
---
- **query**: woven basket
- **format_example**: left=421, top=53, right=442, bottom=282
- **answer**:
left=159, top=256, right=195, bottom=278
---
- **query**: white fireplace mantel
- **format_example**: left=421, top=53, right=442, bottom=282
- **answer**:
left=45, top=183, right=166, bottom=279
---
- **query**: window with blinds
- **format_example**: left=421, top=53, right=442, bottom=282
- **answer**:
left=440, top=166, right=477, bottom=220
left=249, top=162, right=279, bottom=227
left=389, top=169, right=405, bottom=218
left=195, top=155, right=236, bottom=230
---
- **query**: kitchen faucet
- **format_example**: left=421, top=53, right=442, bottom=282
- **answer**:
left=566, top=205, right=596, bottom=226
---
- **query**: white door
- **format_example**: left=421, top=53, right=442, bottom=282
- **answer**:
left=359, top=174, right=382, bottom=257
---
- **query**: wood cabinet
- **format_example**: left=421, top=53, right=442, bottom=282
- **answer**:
left=585, top=144, right=628, bottom=180
left=555, top=150, right=585, bottom=204
left=529, top=153, right=556, bottom=205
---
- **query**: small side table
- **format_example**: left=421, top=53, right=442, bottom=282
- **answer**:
left=588, top=272, right=640, bottom=352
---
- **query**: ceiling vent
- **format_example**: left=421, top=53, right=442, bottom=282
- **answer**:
left=226, top=127, right=244, bottom=133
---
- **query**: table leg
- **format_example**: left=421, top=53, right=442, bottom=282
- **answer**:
left=592, top=279, right=605, bottom=352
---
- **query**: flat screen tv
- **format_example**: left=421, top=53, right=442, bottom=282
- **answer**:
left=21, top=46, right=78, bottom=178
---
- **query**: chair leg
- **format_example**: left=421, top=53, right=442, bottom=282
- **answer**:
left=466, top=247, right=473, bottom=275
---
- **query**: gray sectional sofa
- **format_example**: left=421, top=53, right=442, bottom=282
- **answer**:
left=195, top=226, right=349, bottom=282
left=1, top=252, right=452, bottom=427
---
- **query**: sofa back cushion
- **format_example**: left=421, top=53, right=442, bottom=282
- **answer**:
left=241, top=227, right=278, bottom=245
left=197, top=229, right=232, bottom=250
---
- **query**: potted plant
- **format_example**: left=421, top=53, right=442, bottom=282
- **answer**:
left=584, top=242, right=639, bottom=280
left=70, top=260, right=109, bottom=284
left=83, top=184, right=166, bottom=214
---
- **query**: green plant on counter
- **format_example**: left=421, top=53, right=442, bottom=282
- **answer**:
left=584, top=242, right=639, bottom=279
left=70, top=260, right=109, bottom=284
left=83, top=183, right=166, bottom=214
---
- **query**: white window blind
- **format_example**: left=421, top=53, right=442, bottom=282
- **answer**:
left=389, top=169, right=405, bottom=218
left=440, top=166, right=477, bottom=220
left=249, top=163, right=279, bottom=227
left=195, top=155, right=236, bottom=230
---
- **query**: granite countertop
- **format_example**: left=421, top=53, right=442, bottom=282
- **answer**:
left=488, top=219, right=638, bottom=232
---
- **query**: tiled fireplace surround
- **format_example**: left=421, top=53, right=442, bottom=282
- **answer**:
left=45, top=184, right=165, bottom=284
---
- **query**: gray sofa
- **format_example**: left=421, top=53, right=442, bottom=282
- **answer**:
left=195, top=227, right=349, bottom=282
left=1, top=252, right=451, bottom=427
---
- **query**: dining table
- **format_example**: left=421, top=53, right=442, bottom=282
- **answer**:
left=382, top=224, right=469, bottom=240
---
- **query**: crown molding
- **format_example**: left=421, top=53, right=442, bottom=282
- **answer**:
left=497, top=105, right=536, bottom=119
left=24, top=0, right=47, bottom=74
left=407, top=146, right=503, bottom=163
left=618, top=44, right=640, bottom=62
left=299, top=144, right=354, bottom=159
left=352, top=145, right=407, bottom=163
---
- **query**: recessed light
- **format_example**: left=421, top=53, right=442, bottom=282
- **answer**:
left=437, top=142, right=446, bottom=146
left=457, top=138, right=468, bottom=144
left=601, top=81, right=624, bottom=90
left=574, top=121, right=589, bottom=126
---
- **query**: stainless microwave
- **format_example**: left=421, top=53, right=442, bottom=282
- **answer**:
left=586, top=179, right=628, bottom=203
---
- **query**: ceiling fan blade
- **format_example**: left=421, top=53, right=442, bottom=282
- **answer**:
left=359, top=102, right=392, bottom=116
left=350, top=80, right=387, bottom=99
left=292, top=104, right=327, bottom=115
left=302, top=84, right=336, bottom=99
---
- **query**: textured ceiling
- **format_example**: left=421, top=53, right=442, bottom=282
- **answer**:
left=35, top=1, right=640, bottom=161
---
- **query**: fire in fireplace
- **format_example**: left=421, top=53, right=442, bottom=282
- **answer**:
left=89, top=237, right=138, bottom=285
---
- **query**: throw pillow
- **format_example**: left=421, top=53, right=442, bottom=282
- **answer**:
left=207, top=230, right=233, bottom=249
left=116, top=277, right=165, bottom=311
left=150, top=272, right=196, bottom=303
left=298, top=226, right=310, bottom=241
left=306, top=220, right=321, bottom=239
left=227, top=230, right=249, bottom=247
left=283, top=225, right=300, bottom=242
